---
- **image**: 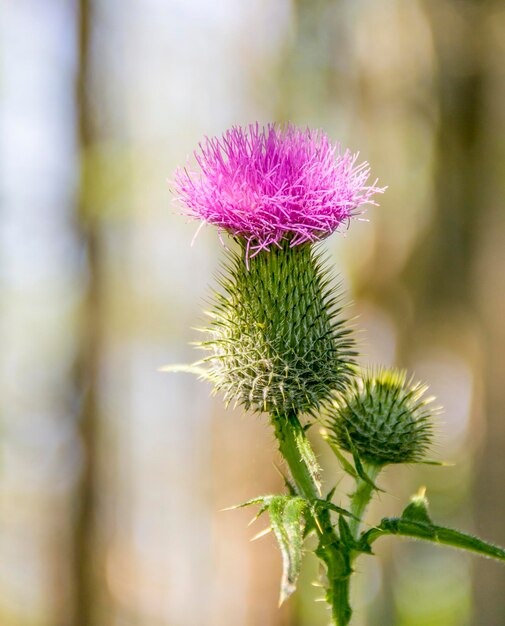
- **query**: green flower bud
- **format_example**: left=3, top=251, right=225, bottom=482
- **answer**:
left=326, top=368, right=436, bottom=466
left=199, top=242, right=355, bottom=414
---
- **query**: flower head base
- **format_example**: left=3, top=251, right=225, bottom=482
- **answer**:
left=175, top=123, right=384, bottom=258
left=326, top=369, right=436, bottom=467
left=199, top=243, right=355, bottom=415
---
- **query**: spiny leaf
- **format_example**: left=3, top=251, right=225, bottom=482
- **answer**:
left=336, top=515, right=373, bottom=554
left=313, top=499, right=357, bottom=520
left=226, top=493, right=310, bottom=603
left=223, top=495, right=274, bottom=513
left=361, top=491, right=505, bottom=563
left=401, top=487, right=432, bottom=525
left=342, top=428, right=384, bottom=492
left=416, top=459, right=453, bottom=467
left=251, top=526, right=272, bottom=541
left=158, top=363, right=210, bottom=379
left=320, top=428, right=358, bottom=478
left=338, top=515, right=355, bottom=549
left=268, top=496, right=308, bottom=605
left=377, top=518, right=505, bottom=561
left=325, top=485, right=337, bottom=501
left=355, top=534, right=374, bottom=555
left=273, top=464, right=298, bottom=496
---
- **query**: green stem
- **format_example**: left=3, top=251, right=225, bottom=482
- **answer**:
left=348, top=464, right=380, bottom=539
left=272, top=411, right=352, bottom=625
left=316, top=543, right=352, bottom=626
left=272, top=411, right=320, bottom=500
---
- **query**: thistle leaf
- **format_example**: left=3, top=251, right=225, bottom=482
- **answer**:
left=313, top=499, right=357, bottom=520
left=268, top=496, right=308, bottom=605
left=273, top=464, right=298, bottom=496
left=320, top=429, right=358, bottom=478
left=223, top=495, right=274, bottom=512
left=225, top=493, right=309, bottom=603
left=158, top=363, right=210, bottom=379
left=342, top=428, right=384, bottom=492
left=325, top=485, right=337, bottom=501
left=251, top=526, right=273, bottom=541
left=401, top=487, right=432, bottom=525
left=361, top=490, right=505, bottom=562
left=377, top=518, right=505, bottom=561
left=416, top=459, right=453, bottom=467
left=338, top=515, right=355, bottom=549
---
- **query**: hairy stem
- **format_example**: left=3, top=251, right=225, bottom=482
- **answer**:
left=348, top=464, right=380, bottom=539
left=363, top=518, right=505, bottom=561
left=272, top=411, right=320, bottom=499
left=316, top=540, right=352, bottom=626
left=272, top=411, right=353, bottom=625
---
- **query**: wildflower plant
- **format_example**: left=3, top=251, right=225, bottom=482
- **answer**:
left=168, top=123, right=505, bottom=625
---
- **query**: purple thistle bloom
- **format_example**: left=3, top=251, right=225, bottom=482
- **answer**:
left=174, top=123, right=385, bottom=258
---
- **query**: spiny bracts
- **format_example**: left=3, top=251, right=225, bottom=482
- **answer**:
left=198, top=242, right=355, bottom=415
left=326, top=368, right=436, bottom=466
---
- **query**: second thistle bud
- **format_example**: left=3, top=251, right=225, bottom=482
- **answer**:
left=200, top=242, right=355, bottom=415
left=326, top=368, right=436, bottom=466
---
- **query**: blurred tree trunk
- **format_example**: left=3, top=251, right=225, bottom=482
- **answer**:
left=469, top=7, right=505, bottom=623
left=408, top=3, right=505, bottom=623
left=366, top=2, right=505, bottom=623
left=74, top=0, right=101, bottom=624
left=344, top=1, right=505, bottom=623
left=402, top=1, right=484, bottom=320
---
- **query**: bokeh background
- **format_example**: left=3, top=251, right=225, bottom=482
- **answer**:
left=1, top=0, right=505, bottom=625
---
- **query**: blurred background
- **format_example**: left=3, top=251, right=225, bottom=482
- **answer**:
left=1, top=0, right=505, bottom=625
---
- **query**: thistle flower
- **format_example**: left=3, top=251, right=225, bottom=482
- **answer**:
left=326, top=369, right=436, bottom=466
left=175, top=123, right=384, bottom=415
left=175, top=123, right=384, bottom=259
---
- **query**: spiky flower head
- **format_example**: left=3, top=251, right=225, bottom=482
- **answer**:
left=326, top=369, right=436, bottom=466
left=175, top=123, right=384, bottom=259
left=200, top=243, right=355, bottom=415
